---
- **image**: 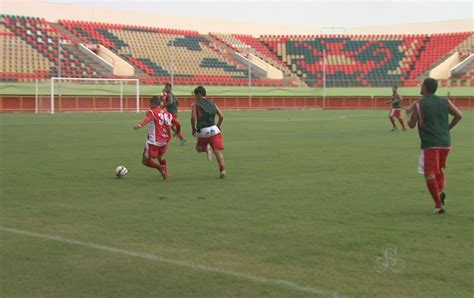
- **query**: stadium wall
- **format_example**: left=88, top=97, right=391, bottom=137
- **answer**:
left=1, top=95, right=472, bottom=112
left=1, top=83, right=472, bottom=97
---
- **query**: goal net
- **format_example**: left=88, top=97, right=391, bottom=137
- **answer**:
left=35, top=77, right=140, bottom=114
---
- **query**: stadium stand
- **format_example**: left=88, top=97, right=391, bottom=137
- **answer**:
left=440, top=64, right=474, bottom=87
left=1, top=15, right=105, bottom=81
left=458, top=68, right=474, bottom=86
left=1, top=14, right=472, bottom=87
left=260, top=33, right=473, bottom=87
left=0, top=22, right=51, bottom=81
left=58, top=20, right=257, bottom=85
left=210, top=33, right=291, bottom=74
left=406, top=32, right=473, bottom=83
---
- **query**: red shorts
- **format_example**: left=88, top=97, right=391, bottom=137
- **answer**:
left=143, top=143, right=168, bottom=159
left=196, top=133, right=224, bottom=152
left=389, top=109, right=402, bottom=119
left=418, top=148, right=450, bottom=175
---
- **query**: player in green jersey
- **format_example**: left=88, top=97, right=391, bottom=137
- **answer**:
left=406, top=78, right=463, bottom=214
left=191, top=86, right=226, bottom=179
left=162, top=83, right=186, bottom=146
left=386, top=86, right=407, bottom=131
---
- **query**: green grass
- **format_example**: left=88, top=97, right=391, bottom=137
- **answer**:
left=1, top=82, right=472, bottom=97
left=1, top=110, right=473, bottom=297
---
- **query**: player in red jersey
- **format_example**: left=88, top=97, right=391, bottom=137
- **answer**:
left=406, top=78, right=463, bottom=214
left=162, top=83, right=186, bottom=146
left=133, top=96, right=181, bottom=180
left=386, top=86, right=406, bottom=131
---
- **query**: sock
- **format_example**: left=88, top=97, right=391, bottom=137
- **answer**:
left=173, top=122, right=183, bottom=140
left=159, top=159, right=167, bottom=174
left=399, top=118, right=406, bottom=129
left=144, top=158, right=161, bottom=170
left=426, top=178, right=442, bottom=208
left=219, top=164, right=225, bottom=172
left=389, top=117, right=397, bottom=128
left=436, top=171, right=445, bottom=192
left=159, top=159, right=167, bottom=177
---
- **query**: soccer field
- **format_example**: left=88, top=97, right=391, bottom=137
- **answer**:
left=1, top=110, right=473, bottom=297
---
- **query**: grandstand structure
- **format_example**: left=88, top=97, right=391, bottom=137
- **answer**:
left=261, top=32, right=473, bottom=87
left=1, top=14, right=473, bottom=88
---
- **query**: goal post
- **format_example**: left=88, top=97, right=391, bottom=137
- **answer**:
left=38, top=77, right=140, bottom=114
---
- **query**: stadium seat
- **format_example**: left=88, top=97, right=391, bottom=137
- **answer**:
left=2, top=15, right=104, bottom=81
left=58, top=20, right=250, bottom=85
left=259, top=33, right=473, bottom=87
left=2, top=14, right=472, bottom=87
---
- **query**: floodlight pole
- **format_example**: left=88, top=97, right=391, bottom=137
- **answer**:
left=120, top=81, right=123, bottom=112
left=320, top=28, right=346, bottom=109
left=57, top=36, right=61, bottom=79
left=35, top=78, right=39, bottom=114
left=136, top=80, right=140, bottom=113
left=57, top=34, right=62, bottom=102
left=171, top=39, right=175, bottom=86
left=233, top=44, right=252, bottom=105
left=50, top=78, right=55, bottom=114
left=248, top=46, right=252, bottom=107
left=323, top=48, right=326, bottom=103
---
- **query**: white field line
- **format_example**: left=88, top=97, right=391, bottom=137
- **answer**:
left=0, top=226, right=344, bottom=297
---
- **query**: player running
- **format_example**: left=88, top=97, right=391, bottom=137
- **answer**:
left=162, top=83, right=186, bottom=146
left=191, top=86, right=226, bottom=179
left=387, top=86, right=407, bottom=131
left=406, top=78, right=463, bottom=214
left=133, top=96, right=181, bottom=180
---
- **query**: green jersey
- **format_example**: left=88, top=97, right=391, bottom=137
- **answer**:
left=417, top=95, right=451, bottom=149
left=164, top=92, right=178, bottom=115
left=196, top=99, right=217, bottom=131
left=392, top=94, right=401, bottom=109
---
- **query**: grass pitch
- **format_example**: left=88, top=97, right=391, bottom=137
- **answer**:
left=1, top=110, right=473, bottom=297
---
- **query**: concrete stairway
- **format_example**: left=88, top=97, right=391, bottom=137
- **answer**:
left=62, top=44, right=114, bottom=76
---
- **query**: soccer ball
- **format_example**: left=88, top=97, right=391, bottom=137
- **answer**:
left=115, top=165, right=128, bottom=178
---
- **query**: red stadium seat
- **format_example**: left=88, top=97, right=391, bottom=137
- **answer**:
left=2, top=13, right=472, bottom=87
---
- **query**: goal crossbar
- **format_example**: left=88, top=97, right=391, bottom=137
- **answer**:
left=47, top=77, right=140, bottom=114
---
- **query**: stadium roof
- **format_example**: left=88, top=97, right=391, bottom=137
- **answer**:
left=2, top=0, right=473, bottom=35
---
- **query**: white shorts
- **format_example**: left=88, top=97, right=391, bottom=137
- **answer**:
left=389, top=109, right=402, bottom=118
left=418, top=150, right=425, bottom=175
left=198, top=125, right=221, bottom=138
